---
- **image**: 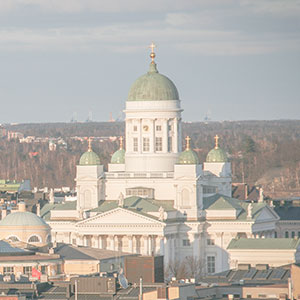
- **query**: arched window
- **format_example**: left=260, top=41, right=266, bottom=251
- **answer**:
left=181, top=188, right=190, bottom=208
left=8, top=236, right=20, bottom=242
left=28, top=235, right=41, bottom=243
left=84, top=189, right=92, bottom=208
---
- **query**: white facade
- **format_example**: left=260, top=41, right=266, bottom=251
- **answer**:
left=45, top=54, right=280, bottom=275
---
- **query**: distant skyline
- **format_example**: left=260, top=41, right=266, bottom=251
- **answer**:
left=0, top=0, right=300, bottom=123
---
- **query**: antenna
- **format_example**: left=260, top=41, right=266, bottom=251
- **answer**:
left=118, top=268, right=128, bottom=289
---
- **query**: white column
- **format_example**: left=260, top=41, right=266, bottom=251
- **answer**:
left=163, top=119, right=168, bottom=153
left=139, top=119, right=142, bottom=153
left=160, top=236, right=165, bottom=256
left=128, top=235, right=133, bottom=253
left=193, top=233, right=200, bottom=259
left=143, top=236, right=149, bottom=255
left=174, top=117, right=178, bottom=153
left=83, top=235, right=87, bottom=247
left=150, top=119, right=155, bottom=153
left=148, top=236, right=152, bottom=255
left=99, top=235, right=103, bottom=249
left=164, top=236, right=170, bottom=266
left=93, top=235, right=99, bottom=248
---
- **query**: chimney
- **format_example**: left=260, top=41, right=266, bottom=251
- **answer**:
left=1, top=209, right=7, bottom=219
left=36, top=203, right=40, bottom=217
left=244, top=184, right=248, bottom=200
left=18, top=202, right=26, bottom=212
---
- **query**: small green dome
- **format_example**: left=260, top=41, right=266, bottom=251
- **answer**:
left=206, top=147, right=228, bottom=163
left=111, top=149, right=125, bottom=164
left=178, top=149, right=199, bottom=165
left=79, top=150, right=100, bottom=165
left=127, top=63, right=179, bottom=101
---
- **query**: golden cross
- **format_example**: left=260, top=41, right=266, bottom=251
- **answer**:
left=149, top=42, right=156, bottom=63
left=149, top=42, right=156, bottom=53
left=185, top=136, right=191, bottom=150
left=119, top=136, right=123, bottom=150
left=214, top=135, right=219, bottom=149
left=88, top=137, right=92, bottom=152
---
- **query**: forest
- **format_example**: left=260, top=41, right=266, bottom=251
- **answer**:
left=1, top=120, right=300, bottom=199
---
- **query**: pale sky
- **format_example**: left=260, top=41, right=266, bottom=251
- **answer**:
left=0, top=0, right=300, bottom=123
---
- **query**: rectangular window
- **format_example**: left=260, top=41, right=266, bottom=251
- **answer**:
left=207, top=239, right=215, bottom=246
left=298, top=231, right=300, bottom=238
left=143, top=137, right=150, bottom=152
left=285, top=231, right=289, bottom=238
left=23, top=266, right=32, bottom=275
left=41, top=266, right=47, bottom=275
left=133, top=125, right=138, bottom=131
left=168, top=137, right=172, bottom=152
left=292, top=231, right=295, bottom=238
left=133, top=138, right=138, bottom=152
left=207, top=256, right=215, bottom=274
left=274, top=232, right=277, bottom=238
left=3, top=267, right=14, bottom=275
left=183, top=239, right=190, bottom=246
left=155, top=137, right=162, bottom=151
left=156, top=125, right=161, bottom=131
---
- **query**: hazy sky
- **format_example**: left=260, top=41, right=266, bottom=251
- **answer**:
left=0, top=0, right=300, bottom=123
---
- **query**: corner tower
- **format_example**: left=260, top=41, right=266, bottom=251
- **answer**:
left=76, top=138, right=104, bottom=211
left=124, top=43, right=183, bottom=172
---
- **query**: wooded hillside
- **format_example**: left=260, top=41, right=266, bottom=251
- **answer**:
left=2, top=120, right=300, bottom=198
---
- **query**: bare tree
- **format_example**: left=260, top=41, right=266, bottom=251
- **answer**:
left=165, top=259, right=188, bottom=280
left=185, top=256, right=206, bottom=281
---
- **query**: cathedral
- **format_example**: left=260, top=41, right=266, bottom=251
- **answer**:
left=43, top=46, right=279, bottom=274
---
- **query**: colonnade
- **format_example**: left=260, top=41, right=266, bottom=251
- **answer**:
left=75, top=234, right=165, bottom=256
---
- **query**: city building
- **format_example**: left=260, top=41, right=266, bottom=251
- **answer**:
left=42, top=47, right=280, bottom=274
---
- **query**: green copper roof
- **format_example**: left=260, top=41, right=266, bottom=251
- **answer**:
left=111, top=149, right=125, bottom=164
left=206, top=147, right=228, bottom=163
left=228, top=238, right=300, bottom=250
left=0, top=211, right=49, bottom=227
left=127, top=62, right=179, bottom=101
left=79, top=150, right=100, bottom=165
left=204, top=194, right=242, bottom=211
left=178, top=149, right=199, bottom=165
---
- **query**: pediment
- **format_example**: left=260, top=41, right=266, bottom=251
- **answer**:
left=255, top=206, right=279, bottom=222
left=76, top=207, right=164, bottom=226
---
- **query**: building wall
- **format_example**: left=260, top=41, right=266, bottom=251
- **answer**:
left=228, top=249, right=297, bottom=268
left=242, top=285, right=288, bottom=299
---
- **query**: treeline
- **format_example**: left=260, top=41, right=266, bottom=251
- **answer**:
left=2, top=120, right=300, bottom=197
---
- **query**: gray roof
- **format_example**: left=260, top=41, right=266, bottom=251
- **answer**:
left=275, top=206, right=300, bottom=221
left=227, top=238, right=300, bottom=250
left=0, top=240, right=29, bottom=255
left=202, top=266, right=290, bottom=285
left=55, top=243, right=134, bottom=261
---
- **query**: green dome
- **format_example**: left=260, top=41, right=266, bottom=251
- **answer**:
left=79, top=150, right=100, bottom=165
left=0, top=211, right=49, bottom=227
left=206, top=147, right=228, bottom=163
left=178, top=149, right=199, bottom=165
left=111, top=149, right=125, bottom=164
left=127, top=63, right=179, bottom=101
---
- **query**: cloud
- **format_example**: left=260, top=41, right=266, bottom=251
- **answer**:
left=0, top=0, right=201, bottom=13
left=0, top=0, right=299, bottom=56
left=1, top=22, right=299, bottom=56
left=241, top=0, right=300, bottom=17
